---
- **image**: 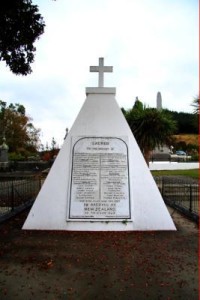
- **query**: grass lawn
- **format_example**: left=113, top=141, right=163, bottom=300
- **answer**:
left=151, top=169, right=199, bottom=179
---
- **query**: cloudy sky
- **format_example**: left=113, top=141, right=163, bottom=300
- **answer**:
left=0, top=0, right=198, bottom=147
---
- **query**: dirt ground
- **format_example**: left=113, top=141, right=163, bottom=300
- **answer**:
left=0, top=207, right=198, bottom=300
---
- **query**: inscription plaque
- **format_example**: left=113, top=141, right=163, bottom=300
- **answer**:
left=68, top=137, right=130, bottom=220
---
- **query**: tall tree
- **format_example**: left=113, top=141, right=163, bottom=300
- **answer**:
left=191, top=97, right=199, bottom=115
left=0, top=0, right=45, bottom=75
left=123, top=99, right=177, bottom=166
left=162, top=109, right=198, bottom=134
left=0, top=100, right=40, bottom=154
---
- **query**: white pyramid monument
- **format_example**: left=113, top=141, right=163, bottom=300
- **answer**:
left=23, top=58, right=176, bottom=231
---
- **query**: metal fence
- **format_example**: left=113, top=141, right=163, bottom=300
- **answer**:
left=0, top=175, right=199, bottom=224
left=0, top=177, right=42, bottom=222
left=154, top=176, right=199, bottom=222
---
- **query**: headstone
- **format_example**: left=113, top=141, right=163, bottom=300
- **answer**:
left=0, top=137, right=9, bottom=162
left=23, top=58, right=176, bottom=231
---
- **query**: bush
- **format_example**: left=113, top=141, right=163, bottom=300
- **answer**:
left=190, top=154, right=199, bottom=162
left=8, top=152, right=26, bottom=161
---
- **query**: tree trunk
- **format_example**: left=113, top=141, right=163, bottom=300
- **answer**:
left=143, top=149, right=152, bottom=167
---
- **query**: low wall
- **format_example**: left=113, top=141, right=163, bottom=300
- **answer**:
left=150, top=162, right=199, bottom=170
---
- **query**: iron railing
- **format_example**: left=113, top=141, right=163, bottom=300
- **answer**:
left=154, top=176, right=199, bottom=222
left=0, top=177, right=42, bottom=222
left=0, top=176, right=198, bottom=223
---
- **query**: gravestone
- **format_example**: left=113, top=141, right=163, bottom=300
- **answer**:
left=0, top=137, right=9, bottom=162
left=23, top=57, right=176, bottom=231
left=0, top=137, right=9, bottom=171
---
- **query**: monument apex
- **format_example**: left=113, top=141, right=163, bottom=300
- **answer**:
left=86, top=57, right=116, bottom=95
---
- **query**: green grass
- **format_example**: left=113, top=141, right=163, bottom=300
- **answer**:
left=151, top=169, right=199, bottom=179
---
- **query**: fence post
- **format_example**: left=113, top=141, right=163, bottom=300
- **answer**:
left=11, top=181, right=14, bottom=211
left=189, top=184, right=192, bottom=212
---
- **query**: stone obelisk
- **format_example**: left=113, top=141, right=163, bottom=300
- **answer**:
left=156, top=91, right=162, bottom=110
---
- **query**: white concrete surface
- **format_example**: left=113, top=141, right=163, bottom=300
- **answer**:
left=90, top=57, right=113, bottom=87
left=150, top=162, right=199, bottom=171
left=23, top=91, right=176, bottom=231
left=23, top=59, right=176, bottom=231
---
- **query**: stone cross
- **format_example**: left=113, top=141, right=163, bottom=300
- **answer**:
left=90, top=57, right=113, bottom=87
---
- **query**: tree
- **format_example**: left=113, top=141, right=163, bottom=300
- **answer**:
left=0, top=0, right=45, bottom=75
left=51, top=137, right=56, bottom=150
left=162, top=109, right=198, bottom=134
left=133, top=97, right=144, bottom=111
left=0, top=100, right=41, bottom=155
left=191, top=97, right=199, bottom=115
left=123, top=99, right=177, bottom=166
left=40, top=137, right=59, bottom=161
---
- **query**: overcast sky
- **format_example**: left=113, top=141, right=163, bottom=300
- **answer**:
left=0, top=0, right=198, bottom=148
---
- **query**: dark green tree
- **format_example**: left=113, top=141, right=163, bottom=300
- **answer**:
left=123, top=99, right=177, bottom=165
left=163, top=109, right=198, bottom=134
left=133, top=97, right=144, bottom=111
left=0, top=0, right=45, bottom=75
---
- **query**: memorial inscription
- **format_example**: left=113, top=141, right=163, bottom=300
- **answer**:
left=68, top=137, right=130, bottom=220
